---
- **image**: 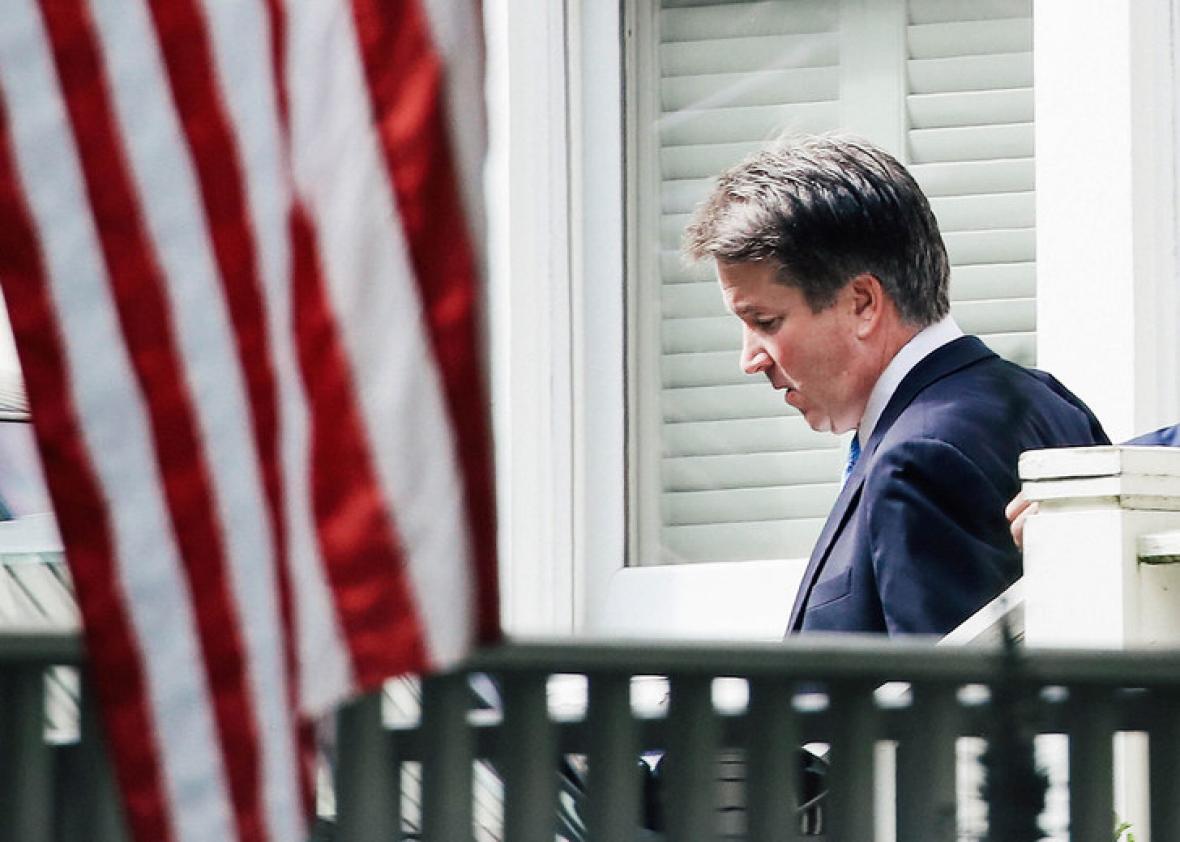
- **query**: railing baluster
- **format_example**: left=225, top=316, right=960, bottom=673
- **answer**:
left=1068, top=687, right=1114, bottom=842
left=1149, top=690, right=1180, bottom=838
left=0, top=665, right=52, bottom=842
left=896, top=682, right=957, bottom=842
left=58, top=679, right=129, bottom=842
left=746, top=677, right=797, bottom=842
left=827, top=680, right=876, bottom=842
left=420, top=672, right=473, bottom=842
left=665, top=674, right=718, bottom=842
left=335, top=690, right=399, bottom=842
left=501, top=670, right=556, bottom=842
left=585, top=673, right=640, bottom=840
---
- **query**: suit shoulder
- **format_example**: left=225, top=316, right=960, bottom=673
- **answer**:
left=874, top=360, right=1107, bottom=472
left=917, top=356, right=1106, bottom=441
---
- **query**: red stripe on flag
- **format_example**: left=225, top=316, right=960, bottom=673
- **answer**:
left=350, top=0, right=500, bottom=642
left=36, top=4, right=265, bottom=840
left=0, top=98, right=176, bottom=842
left=266, top=0, right=430, bottom=686
left=290, top=207, right=430, bottom=684
left=142, top=0, right=310, bottom=816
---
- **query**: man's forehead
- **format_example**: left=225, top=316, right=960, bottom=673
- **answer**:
left=716, top=257, right=783, bottom=283
left=717, top=261, right=792, bottom=307
left=729, top=300, right=762, bottom=317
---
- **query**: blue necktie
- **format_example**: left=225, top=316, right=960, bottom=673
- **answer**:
left=841, top=434, right=861, bottom=486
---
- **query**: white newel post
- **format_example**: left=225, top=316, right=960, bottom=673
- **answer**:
left=1020, top=445, right=1180, bottom=842
left=1020, top=446, right=1180, bottom=648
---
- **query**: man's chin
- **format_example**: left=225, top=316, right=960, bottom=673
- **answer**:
left=789, top=395, right=836, bottom=433
left=800, top=411, right=832, bottom=434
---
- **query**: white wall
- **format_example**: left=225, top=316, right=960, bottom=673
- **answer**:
left=1035, top=0, right=1180, bottom=443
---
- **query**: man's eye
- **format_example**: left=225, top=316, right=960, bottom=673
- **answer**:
left=753, top=318, right=780, bottom=332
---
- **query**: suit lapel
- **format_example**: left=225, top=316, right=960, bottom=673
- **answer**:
left=785, top=336, right=996, bottom=632
left=786, top=460, right=866, bottom=631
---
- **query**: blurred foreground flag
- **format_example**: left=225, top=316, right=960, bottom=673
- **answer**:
left=0, top=0, right=498, bottom=840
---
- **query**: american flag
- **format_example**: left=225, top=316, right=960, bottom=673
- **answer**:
left=0, top=1, right=498, bottom=840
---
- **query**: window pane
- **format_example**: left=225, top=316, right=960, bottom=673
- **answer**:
left=627, top=0, right=1035, bottom=566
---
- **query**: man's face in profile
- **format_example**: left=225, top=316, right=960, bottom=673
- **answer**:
left=718, top=259, right=866, bottom=435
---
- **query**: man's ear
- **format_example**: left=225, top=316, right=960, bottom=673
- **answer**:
left=848, top=273, right=885, bottom=338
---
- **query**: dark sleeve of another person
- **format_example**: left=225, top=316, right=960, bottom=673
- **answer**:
left=1125, top=423, right=1180, bottom=447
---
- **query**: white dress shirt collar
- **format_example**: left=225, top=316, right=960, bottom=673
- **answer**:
left=857, top=315, right=964, bottom=447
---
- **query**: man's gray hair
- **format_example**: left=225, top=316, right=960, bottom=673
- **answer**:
left=683, top=134, right=950, bottom=326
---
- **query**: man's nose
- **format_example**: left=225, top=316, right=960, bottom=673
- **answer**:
left=740, top=328, right=771, bottom=375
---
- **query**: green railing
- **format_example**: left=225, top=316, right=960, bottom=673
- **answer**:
left=0, top=631, right=128, bottom=842
left=331, top=637, right=1180, bottom=842
left=6, top=633, right=1180, bottom=841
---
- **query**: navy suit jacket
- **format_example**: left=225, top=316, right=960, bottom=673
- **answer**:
left=786, top=335, right=1109, bottom=636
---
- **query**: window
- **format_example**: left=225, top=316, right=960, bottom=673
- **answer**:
left=625, top=0, right=1037, bottom=566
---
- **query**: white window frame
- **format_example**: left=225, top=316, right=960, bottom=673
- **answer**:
left=485, top=0, right=579, bottom=635
left=484, top=0, right=1180, bottom=637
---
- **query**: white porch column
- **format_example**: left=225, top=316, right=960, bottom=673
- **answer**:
left=1020, top=445, right=1180, bottom=648
left=1021, top=445, right=1180, bottom=842
left=1035, top=0, right=1179, bottom=443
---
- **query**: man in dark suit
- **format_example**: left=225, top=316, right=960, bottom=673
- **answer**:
left=684, top=134, right=1109, bottom=636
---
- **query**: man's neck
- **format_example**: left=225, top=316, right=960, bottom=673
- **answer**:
left=856, top=316, right=964, bottom=445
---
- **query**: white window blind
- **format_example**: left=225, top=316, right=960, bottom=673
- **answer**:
left=907, top=0, right=1036, bottom=366
left=630, top=0, right=1035, bottom=565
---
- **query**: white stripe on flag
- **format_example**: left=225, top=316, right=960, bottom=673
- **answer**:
left=0, top=3, right=235, bottom=841
left=285, top=0, right=476, bottom=666
left=84, top=2, right=302, bottom=839
left=196, top=0, right=355, bottom=719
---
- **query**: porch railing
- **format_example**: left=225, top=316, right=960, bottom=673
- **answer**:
left=5, top=632, right=1180, bottom=841
left=331, top=636, right=1180, bottom=842
left=0, top=631, right=128, bottom=842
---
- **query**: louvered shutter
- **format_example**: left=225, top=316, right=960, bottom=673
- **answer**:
left=907, top=0, right=1036, bottom=365
left=635, top=0, right=1036, bottom=566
